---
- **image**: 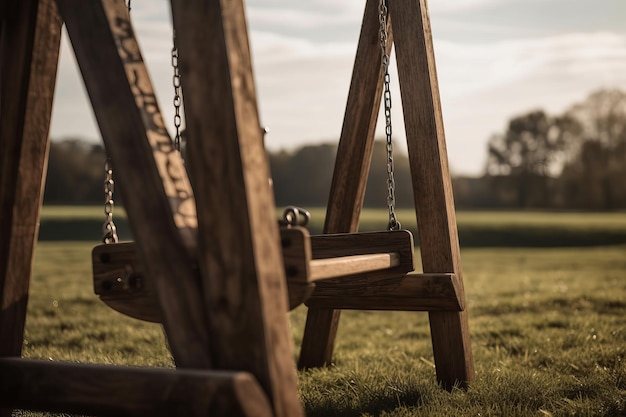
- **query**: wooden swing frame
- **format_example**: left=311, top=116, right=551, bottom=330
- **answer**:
left=0, top=0, right=474, bottom=415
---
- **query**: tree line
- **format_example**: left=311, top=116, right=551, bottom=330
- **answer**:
left=476, top=89, right=626, bottom=210
left=44, top=88, right=626, bottom=210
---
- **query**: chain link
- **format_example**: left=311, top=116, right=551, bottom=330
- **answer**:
left=102, top=159, right=119, bottom=244
left=172, top=33, right=183, bottom=152
left=379, top=0, right=400, bottom=231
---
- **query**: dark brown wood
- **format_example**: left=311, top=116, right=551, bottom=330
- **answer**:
left=93, top=229, right=414, bottom=320
left=171, top=1, right=303, bottom=416
left=311, top=230, right=413, bottom=263
left=92, top=242, right=161, bottom=323
left=0, top=358, right=272, bottom=417
left=299, top=0, right=391, bottom=370
left=389, top=0, right=474, bottom=389
left=0, top=0, right=61, bottom=357
left=280, top=227, right=316, bottom=309
left=57, top=0, right=213, bottom=368
left=306, top=273, right=462, bottom=311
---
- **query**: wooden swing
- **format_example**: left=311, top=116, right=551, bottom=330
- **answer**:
left=92, top=222, right=416, bottom=319
left=0, top=0, right=473, bottom=415
left=89, top=0, right=419, bottom=317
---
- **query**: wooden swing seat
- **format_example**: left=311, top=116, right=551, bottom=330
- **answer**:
left=92, top=227, right=452, bottom=322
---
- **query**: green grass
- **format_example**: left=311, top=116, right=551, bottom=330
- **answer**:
left=38, top=206, right=626, bottom=247
left=17, top=239, right=626, bottom=416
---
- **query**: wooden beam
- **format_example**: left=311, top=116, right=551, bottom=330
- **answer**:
left=0, top=358, right=272, bottom=417
left=170, top=1, right=303, bottom=416
left=306, top=273, right=462, bottom=311
left=389, top=0, right=474, bottom=389
left=299, top=0, right=391, bottom=370
left=310, top=253, right=400, bottom=281
left=57, top=0, right=212, bottom=368
left=92, top=228, right=414, bottom=320
left=0, top=0, right=61, bottom=357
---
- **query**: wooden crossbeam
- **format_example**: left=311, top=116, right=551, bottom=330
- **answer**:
left=306, top=273, right=462, bottom=311
left=0, top=358, right=272, bottom=417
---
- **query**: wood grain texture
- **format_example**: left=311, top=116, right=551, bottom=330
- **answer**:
left=389, top=0, right=474, bottom=389
left=0, top=358, right=272, bottom=417
left=171, top=1, right=303, bottom=416
left=92, top=243, right=162, bottom=323
left=92, top=228, right=414, bottom=320
left=300, top=0, right=391, bottom=369
left=306, top=273, right=462, bottom=311
left=311, top=230, right=413, bottom=263
left=0, top=0, right=61, bottom=357
left=310, top=253, right=400, bottom=282
left=322, top=0, right=391, bottom=234
left=92, top=227, right=311, bottom=319
left=58, top=0, right=212, bottom=368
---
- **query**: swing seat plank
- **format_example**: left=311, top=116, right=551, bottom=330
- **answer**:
left=310, top=252, right=400, bottom=282
left=0, top=358, right=272, bottom=417
left=92, top=227, right=415, bottom=321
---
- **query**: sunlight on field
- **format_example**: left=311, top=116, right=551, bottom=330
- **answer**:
left=21, top=231, right=626, bottom=416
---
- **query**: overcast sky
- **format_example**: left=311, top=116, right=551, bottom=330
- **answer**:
left=49, top=0, right=626, bottom=175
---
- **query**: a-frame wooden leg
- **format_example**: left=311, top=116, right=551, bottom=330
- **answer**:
left=171, top=1, right=303, bottom=416
left=299, top=0, right=391, bottom=369
left=58, top=0, right=215, bottom=368
left=0, top=1, right=61, bottom=415
left=0, top=0, right=61, bottom=356
left=389, top=0, right=474, bottom=389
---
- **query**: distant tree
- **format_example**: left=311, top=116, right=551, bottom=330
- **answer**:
left=268, top=140, right=413, bottom=210
left=485, top=110, right=581, bottom=207
left=363, top=140, right=412, bottom=209
left=269, top=143, right=337, bottom=207
left=44, top=139, right=107, bottom=204
left=486, top=110, right=580, bottom=177
left=559, top=89, right=626, bottom=209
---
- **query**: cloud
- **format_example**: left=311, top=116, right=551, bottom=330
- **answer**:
left=48, top=0, right=626, bottom=176
left=435, top=32, right=626, bottom=100
left=428, top=0, right=516, bottom=14
left=247, top=7, right=359, bottom=30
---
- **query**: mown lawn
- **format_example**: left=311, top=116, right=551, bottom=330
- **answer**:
left=39, top=206, right=626, bottom=247
left=16, top=231, right=626, bottom=416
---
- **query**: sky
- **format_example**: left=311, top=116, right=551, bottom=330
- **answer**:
left=49, top=0, right=626, bottom=176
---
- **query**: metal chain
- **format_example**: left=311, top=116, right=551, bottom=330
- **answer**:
left=100, top=0, right=129, bottom=244
left=102, top=158, right=119, bottom=244
left=172, top=32, right=183, bottom=152
left=379, top=0, right=400, bottom=231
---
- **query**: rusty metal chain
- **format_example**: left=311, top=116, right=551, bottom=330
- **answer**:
left=172, top=32, right=183, bottom=152
left=379, top=0, right=400, bottom=231
left=102, top=158, right=119, bottom=244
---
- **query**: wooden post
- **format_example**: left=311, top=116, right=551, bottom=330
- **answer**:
left=57, top=0, right=213, bottom=368
left=0, top=2, right=61, bottom=415
left=299, top=0, right=391, bottom=369
left=0, top=358, right=273, bottom=417
left=389, top=0, right=474, bottom=389
left=0, top=0, right=61, bottom=357
left=171, top=1, right=303, bottom=416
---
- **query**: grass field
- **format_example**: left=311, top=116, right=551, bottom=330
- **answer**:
left=39, top=206, right=626, bottom=247
left=13, top=209, right=626, bottom=415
